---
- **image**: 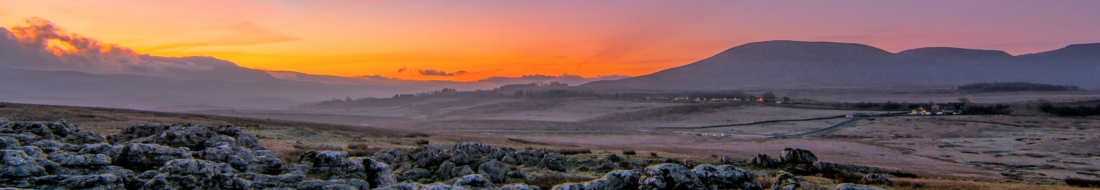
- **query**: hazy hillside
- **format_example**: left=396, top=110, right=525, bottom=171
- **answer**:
left=582, top=40, right=1100, bottom=90
left=0, top=19, right=613, bottom=110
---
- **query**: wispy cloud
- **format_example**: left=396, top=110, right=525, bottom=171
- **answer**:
left=145, top=22, right=299, bottom=52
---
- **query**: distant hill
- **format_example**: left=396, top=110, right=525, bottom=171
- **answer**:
left=581, top=40, right=1100, bottom=90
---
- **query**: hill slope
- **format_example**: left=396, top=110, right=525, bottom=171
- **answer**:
left=582, top=40, right=1100, bottom=90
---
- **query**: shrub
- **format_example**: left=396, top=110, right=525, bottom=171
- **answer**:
left=524, top=172, right=596, bottom=190
left=347, top=143, right=370, bottom=150
left=1066, top=177, right=1100, bottom=188
left=404, top=132, right=432, bottom=138
left=553, top=148, right=591, bottom=155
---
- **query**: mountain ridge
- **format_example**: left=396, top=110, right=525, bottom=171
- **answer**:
left=581, top=40, right=1100, bottom=90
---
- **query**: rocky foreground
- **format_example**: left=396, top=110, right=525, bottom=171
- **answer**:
left=0, top=118, right=891, bottom=190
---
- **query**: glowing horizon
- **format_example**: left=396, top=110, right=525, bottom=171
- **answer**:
left=3, top=0, right=1099, bottom=81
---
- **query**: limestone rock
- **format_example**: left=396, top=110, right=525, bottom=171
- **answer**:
left=478, top=160, right=510, bottom=184
left=238, top=172, right=310, bottom=189
left=539, top=153, right=567, bottom=172
left=47, top=152, right=111, bottom=167
left=692, top=165, right=762, bottom=190
left=639, top=163, right=704, bottom=190
left=834, top=183, right=886, bottom=190
left=770, top=171, right=802, bottom=190
left=453, top=174, right=495, bottom=189
left=582, top=170, right=640, bottom=190
left=0, top=150, right=47, bottom=178
left=550, top=183, right=583, bottom=190
left=859, top=174, right=891, bottom=185
left=298, top=151, right=368, bottom=180
left=779, top=148, right=817, bottom=165
left=500, top=184, right=541, bottom=190
left=361, top=157, right=398, bottom=188
left=403, top=168, right=433, bottom=182
left=297, top=179, right=371, bottom=190
left=116, top=143, right=191, bottom=171
left=139, top=159, right=250, bottom=190
left=751, top=154, right=779, bottom=168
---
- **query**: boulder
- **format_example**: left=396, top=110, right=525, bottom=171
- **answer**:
left=297, top=179, right=371, bottom=190
left=511, top=149, right=547, bottom=166
left=812, top=161, right=839, bottom=174
left=859, top=174, right=891, bottom=185
left=298, top=151, right=367, bottom=180
left=47, top=152, right=111, bottom=167
left=779, top=148, right=817, bottom=165
left=582, top=170, right=640, bottom=190
left=834, top=183, right=886, bottom=190
left=438, top=161, right=458, bottom=179
left=453, top=174, right=495, bottom=189
left=106, top=124, right=171, bottom=145
left=61, top=131, right=105, bottom=145
left=139, top=159, right=251, bottom=190
left=238, top=172, right=310, bottom=189
left=501, top=155, right=519, bottom=165
left=360, top=157, right=397, bottom=188
left=770, top=171, right=801, bottom=190
left=692, top=165, right=762, bottom=190
left=402, top=168, right=433, bottom=182
left=153, top=125, right=219, bottom=150
left=455, top=165, right=475, bottom=177
left=550, top=183, right=583, bottom=190
left=639, top=163, right=704, bottom=190
left=201, top=144, right=284, bottom=174
left=30, top=139, right=83, bottom=152
left=41, top=174, right=126, bottom=190
left=539, top=153, right=567, bottom=172
left=751, top=154, right=779, bottom=168
left=108, top=124, right=263, bottom=151
left=478, top=160, right=510, bottom=184
left=383, top=182, right=466, bottom=190
left=116, top=143, right=191, bottom=171
left=0, top=136, right=20, bottom=149
left=500, top=184, right=541, bottom=190
left=0, top=150, right=47, bottom=178
left=76, top=143, right=123, bottom=161
left=454, top=142, right=496, bottom=158
left=452, top=151, right=474, bottom=165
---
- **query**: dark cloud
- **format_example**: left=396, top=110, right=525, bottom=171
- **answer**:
left=397, top=67, right=407, bottom=73
left=418, top=69, right=467, bottom=76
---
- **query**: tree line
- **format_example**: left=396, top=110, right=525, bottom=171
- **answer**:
left=958, top=82, right=1081, bottom=92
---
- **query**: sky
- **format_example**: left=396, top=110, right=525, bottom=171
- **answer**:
left=2, top=0, right=1099, bottom=81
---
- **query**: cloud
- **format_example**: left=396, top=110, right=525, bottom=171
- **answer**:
left=476, top=74, right=630, bottom=86
left=397, top=67, right=407, bottom=73
left=358, top=74, right=394, bottom=80
left=418, top=69, right=468, bottom=76
left=1, top=17, right=221, bottom=74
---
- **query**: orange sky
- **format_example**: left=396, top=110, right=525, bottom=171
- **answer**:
left=3, top=0, right=1099, bottom=81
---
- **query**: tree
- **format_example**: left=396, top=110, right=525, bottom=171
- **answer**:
left=762, top=92, right=777, bottom=102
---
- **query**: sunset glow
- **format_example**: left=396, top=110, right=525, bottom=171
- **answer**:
left=3, top=0, right=1099, bottom=81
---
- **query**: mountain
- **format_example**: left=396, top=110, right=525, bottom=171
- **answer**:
left=581, top=40, right=1100, bottom=90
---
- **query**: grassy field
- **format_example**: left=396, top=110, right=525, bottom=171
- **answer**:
left=3, top=98, right=1098, bottom=188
